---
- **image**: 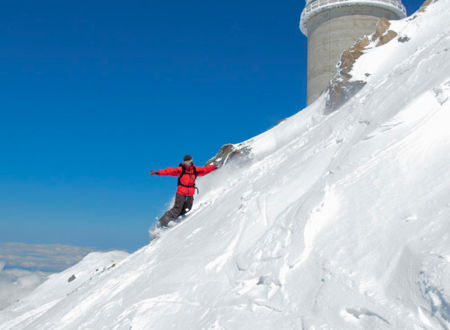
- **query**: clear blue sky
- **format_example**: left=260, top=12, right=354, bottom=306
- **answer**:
left=0, top=0, right=423, bottom=252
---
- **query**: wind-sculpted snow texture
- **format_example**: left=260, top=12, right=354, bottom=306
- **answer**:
left=2, top=1, right=450, bottom=329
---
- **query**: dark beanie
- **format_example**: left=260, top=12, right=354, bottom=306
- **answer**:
left=183, top=154, right=193, bottom=161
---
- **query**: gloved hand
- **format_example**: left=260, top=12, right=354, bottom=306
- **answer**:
left=150, top=170, right=159, bottom=175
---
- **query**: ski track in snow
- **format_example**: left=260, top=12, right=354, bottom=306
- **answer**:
left=2, top=1, right=450, bottom=329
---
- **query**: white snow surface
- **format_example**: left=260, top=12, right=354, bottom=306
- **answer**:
left=2, top=1, right=450, bottom=329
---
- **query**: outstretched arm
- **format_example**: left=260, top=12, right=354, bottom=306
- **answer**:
left=150, top=167, right=182, bottom=176
left=196, top=164, right=217, bottom=177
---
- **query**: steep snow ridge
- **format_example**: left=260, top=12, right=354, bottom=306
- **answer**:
left=1, top=0, right=450, bottom=328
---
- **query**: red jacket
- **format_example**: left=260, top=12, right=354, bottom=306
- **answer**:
left=155, top=163, right=216, bottom=196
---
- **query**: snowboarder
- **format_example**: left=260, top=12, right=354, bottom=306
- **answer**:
left=150, top=155, right=217, bottom=227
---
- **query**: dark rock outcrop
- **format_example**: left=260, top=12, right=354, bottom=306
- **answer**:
left=373, top=18, right=398, bottom=46
left=325, top=18, right=399, bottom=113
left=206, top=143, right=251, bottom=168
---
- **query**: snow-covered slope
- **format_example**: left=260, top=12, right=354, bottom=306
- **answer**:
left=0, top=251, right=128, bottom=329
left=2, top=0, right=450, bottom=328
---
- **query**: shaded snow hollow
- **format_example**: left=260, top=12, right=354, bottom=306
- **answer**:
left=2, top=1, right=450, bottom=329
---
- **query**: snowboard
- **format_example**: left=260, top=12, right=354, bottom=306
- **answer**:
left=148, top=215, right=188, bottom=241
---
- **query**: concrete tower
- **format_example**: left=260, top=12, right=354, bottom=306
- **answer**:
left=300, top=0, right=406, bottom=104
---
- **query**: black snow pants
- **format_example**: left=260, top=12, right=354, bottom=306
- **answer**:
left=159, top=193, right=194, bottom=227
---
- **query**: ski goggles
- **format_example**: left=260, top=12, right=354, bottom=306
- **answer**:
left=183, top=159, right=193, bottom=165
